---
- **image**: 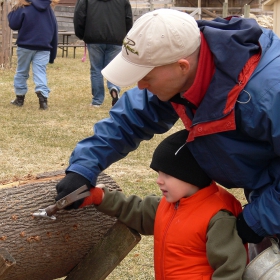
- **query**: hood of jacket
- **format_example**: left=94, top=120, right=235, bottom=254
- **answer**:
left=30, top=0, right=51, bottom=11
left=191, top=16, right=262, bottom=124
left=197, top=16, right=262, bottom=79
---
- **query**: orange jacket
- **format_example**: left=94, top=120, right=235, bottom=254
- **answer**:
left=154, top=182, right=243, bottom=280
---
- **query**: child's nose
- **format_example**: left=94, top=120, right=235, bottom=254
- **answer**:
left=156, top=175, right=164, bottom=185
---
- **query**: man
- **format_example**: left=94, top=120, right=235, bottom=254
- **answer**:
left=56, top=9, right=280, bottom=255
left=73, top=0, right=133, bottom=107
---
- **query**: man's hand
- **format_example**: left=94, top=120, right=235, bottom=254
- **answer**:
left=236, top=212, right=264, bottom=244
left=55, top=172, right=92, bottom=209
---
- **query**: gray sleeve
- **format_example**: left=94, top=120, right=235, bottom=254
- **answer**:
left=96, top=187, right=160, bottom=235
left=206, top=210, right=247, bottom=280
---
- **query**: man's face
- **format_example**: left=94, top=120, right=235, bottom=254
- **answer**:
left=137, top=60, right=192, bottom=101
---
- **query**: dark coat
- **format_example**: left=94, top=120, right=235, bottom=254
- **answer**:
left=73, top=0, right=133, bottom=45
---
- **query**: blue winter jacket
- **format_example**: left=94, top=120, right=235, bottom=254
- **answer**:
left=8, top=0, right=58, bottom=63
left=67, top=17, right=280, bottom=237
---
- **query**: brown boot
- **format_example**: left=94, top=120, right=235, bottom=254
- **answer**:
left=11, top=95, right=25, bottom=106
left=36, top=92, right=48, bottom=110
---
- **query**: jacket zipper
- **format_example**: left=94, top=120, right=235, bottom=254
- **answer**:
left=160, top=201, right=180, bottom=279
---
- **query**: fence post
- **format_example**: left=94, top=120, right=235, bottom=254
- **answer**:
left=0, top=0, right=13, bottom=68
left=244, top=4, right=250, bottom=18
left=149, top=0, right=154, bottom=11
left=197, top=0, right=201, bottom=20
left=0, top=0, right=14, bottom=68
left=222, top=1, right=228, bottom=18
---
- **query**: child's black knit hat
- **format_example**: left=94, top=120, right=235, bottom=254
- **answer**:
left=150, top=129, right=212, bottom=188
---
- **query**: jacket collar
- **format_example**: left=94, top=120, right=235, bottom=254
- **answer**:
left=171, top=17, right=262, bottom=140
left=182, top=33, right=215, bottom=108
left=192, top=16, right=262, bottom=124
left=176, top=182, right=218, bottom=206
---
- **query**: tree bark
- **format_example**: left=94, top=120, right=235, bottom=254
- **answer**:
left=0, top=171, right=123, bottom=280
left=0, top=248, right=16, bottom=278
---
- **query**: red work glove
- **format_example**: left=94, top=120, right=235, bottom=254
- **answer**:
left=79, top=184, right=105, bottom=208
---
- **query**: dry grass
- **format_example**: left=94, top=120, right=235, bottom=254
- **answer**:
left=0, top=48, right=246, bottom=279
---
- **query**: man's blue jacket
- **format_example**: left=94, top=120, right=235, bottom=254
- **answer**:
left=67, top=17, right=280, bottom=237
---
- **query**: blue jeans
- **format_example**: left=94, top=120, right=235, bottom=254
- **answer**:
left=87, top=44, right=121, bottom=105
left=14, top=47, right=50, bottom=98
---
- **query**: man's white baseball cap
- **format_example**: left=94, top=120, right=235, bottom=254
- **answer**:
left=101, top=8, right=201, bottom=87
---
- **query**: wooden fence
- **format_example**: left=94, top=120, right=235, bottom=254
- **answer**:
left=0, top=0, right=273, bottom=67
left=0, top=0, right=13, bottom=68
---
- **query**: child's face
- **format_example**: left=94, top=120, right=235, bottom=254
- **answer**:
left=156, top=171, right=199, bottom=203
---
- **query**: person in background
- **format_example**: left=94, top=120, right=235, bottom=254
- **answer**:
left=8, top=0, right=58, bottom=110
left=73, top=0, right=133, bottom=107
left=81, top=130, right=247, bottom=279
left=55, top=9, right=280, bottom=260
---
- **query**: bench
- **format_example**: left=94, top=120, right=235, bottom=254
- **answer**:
left=11, top=44, right=84, bottom=59
left=57, top=44, right=85, bottom=58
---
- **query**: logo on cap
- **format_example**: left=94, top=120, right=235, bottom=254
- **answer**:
left=123, top=37, right=139, bottom=56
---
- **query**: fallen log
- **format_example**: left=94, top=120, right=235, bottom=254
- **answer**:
left=0, top=171, right=140, bottom=280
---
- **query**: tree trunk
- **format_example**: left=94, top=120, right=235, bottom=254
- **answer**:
left=0, top=171, right=123, bottom=280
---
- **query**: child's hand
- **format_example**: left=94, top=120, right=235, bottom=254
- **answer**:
left=79, top=184, right=105, bottom=208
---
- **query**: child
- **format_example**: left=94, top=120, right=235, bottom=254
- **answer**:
left=80, top=130, right=247, bottom=279
left=8, top=0, right=59, bottom=110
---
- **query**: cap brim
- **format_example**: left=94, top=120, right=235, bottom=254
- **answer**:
left=101, top=52, right=154, bottom=88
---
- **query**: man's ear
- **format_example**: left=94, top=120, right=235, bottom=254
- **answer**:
left=177, top=59, right=190, bottom=74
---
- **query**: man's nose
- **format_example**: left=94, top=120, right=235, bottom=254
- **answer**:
left=137, top=80, right=148, bottom=89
